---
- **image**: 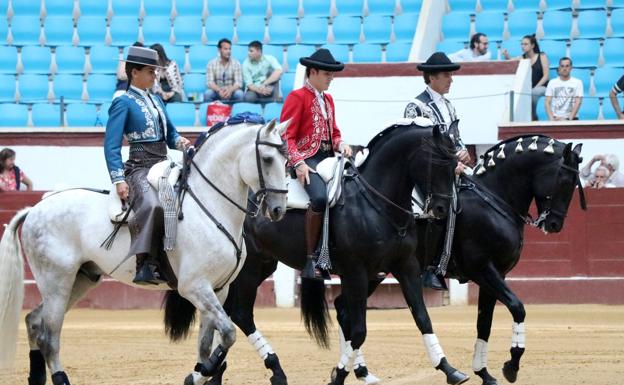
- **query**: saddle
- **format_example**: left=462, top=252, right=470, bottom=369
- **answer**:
left=287, top=155, right=348, bottom=210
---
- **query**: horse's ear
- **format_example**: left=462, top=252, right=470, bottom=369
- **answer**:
left=562, top=142, right=573, bottom=162
left=572, top=143, right=583, bottom=156
left=265, top=119, right=277, bottom=134
left=275, top=119, right=290, bottom=136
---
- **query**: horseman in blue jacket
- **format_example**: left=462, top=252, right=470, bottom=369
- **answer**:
left=104, top=46, right=191, bottom=285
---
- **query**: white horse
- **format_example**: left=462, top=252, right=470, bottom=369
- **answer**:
left=0, top=120, right=289, bottom=385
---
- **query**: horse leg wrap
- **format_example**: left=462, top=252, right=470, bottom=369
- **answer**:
left=51, top=371, right=71, bottom=385
left=28, top=350, right=46, bottom=385
left=195, top=345, right=227, bottom=377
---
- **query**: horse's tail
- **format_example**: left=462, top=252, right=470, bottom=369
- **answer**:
left=163, top=290, right=197, bottom=342
left=0, top=207, right=30, bottom=369
left=300, top=278, right=330, bottom=349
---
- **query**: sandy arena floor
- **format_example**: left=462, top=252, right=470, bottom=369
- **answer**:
left=0, top=305, right=622, bottom=385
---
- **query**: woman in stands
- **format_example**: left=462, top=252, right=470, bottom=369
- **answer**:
left=0, top=148, right=33, bottom=191
left=150, top=43, right=186, bottom=103
left=503, top=34, right=550, bottom=121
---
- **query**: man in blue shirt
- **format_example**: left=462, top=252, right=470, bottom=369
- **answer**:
left=242, top=40, right=283, bottom=103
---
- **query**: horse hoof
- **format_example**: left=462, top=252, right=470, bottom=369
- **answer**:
left=184, top=373, right=195, bottom=385
left=51, top=371, right=71, bottom=385
left=328, top=366, right=349, bottom=385
left=270, top=374, right=288, bottom=385
left=502, top=360, right=519, bottom=383
left=446, top=370, right=469, bottom=385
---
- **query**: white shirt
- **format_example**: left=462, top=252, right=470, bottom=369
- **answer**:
left=448, top=48, right=491, bottom=62
left=545, top=77, right=584, bottom=119
left=427, top=87, right=451, bottom=124
left=307, top=80, right=327, bottom=119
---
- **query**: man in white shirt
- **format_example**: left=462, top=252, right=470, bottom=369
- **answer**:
left=449, top=32, right=491, bottom=62
left=545, top=57, right=583, bottom=120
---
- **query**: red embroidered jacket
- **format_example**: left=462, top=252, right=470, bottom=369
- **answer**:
left=281, top=83, right=343, bottom=166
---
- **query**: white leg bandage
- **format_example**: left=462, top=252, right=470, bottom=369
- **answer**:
left=339, top=327, right=348, bottom=356
left=511, top=322, right=526, bottom=348
left=422, top=334, right=445, bottom=367
left=353, top=348, right=365, bottom=368
left=247, top=331, right=274, bottom=360
left=472, top=338, right=488, bottom=372
left=338, top=340, right=354, bottom=371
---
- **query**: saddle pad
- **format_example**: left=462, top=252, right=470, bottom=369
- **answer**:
left=286, top=156, right=347, bottom=210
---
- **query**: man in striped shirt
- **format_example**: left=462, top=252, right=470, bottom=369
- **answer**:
left=608, top=74, right=624, bottom=119
left=205, top=38, right=244, bottom=103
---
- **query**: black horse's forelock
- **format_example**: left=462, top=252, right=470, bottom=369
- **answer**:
left=422, top=134, right=456, bottom=162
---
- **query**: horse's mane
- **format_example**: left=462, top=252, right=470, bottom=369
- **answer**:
left=480, top=134, right=562, bottom=158
left=364, top=123, right=455, bottom=157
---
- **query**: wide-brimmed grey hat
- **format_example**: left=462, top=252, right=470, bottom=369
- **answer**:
left=122, top=46, right=164, bottom=67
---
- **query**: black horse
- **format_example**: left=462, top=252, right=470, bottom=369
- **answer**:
left=212, top=123, right=474, bottom=385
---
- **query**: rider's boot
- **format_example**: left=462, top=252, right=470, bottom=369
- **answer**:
left=133, top=253, right=167, bottom=285
left=301, top=208, right=325, bottom=281
left=422, top=258, right=448, bottom=291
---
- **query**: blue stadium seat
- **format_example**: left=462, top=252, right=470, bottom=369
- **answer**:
left=204, top=16, right=235, bottom=44
left=162, top=44, right=186, bottom=68
left=0, top=103, right=28, bottom=126
left=577, top=96, right=601, bottom=119
left=538, top=39, right=568, bottom=62
left=280, top=72, right=295, bottom=98
left=89, top=45, right=120, bottom=74
left=0, top=74, right=16, bottom=101
left=603, top=97, right=618, bottom=120
left=573, top=68, right=592, bottom=94
left=302, top=0, right=331, bottom=17
left=263, top=45, right=284, bottom=65
left=188, top=45, right=214, bottom=73
left=239, top=0, right=268, bottom=17
left=367, top=0, right=396, bottom=15
left=441, top=12, right=472, bottom=42
left=474, top=11, right=505, bottom=41
left=479, top=0, right=511, bottom=12
left=594, top=67, right=622, bottom=96
left=45, top=0, right=75, bottom=17
left=76, top=16, right=108, bottom=46
left=299, top=17, right=329, bottom=45
left=575, top=0, right=609, bottom=9
left=79, top=0, right=109, bottom=17
left=110, top=0, right=141, bottom=18
left=166, top=102, right=197, bottom=126
left=576, top=10, right=607, bottom=39
left=183, top=73, right=206, bottom=97
left=66, top=103, right=98, bottom=126
left=142, top=0, right=172, bottom=18
left=21, top=46, right=52, bottom=74
left=568, top=39, right=600, bottom=67
left=336, top=0, right=364, bottom=17
left=263, top=102, right=283, bottom=122
left=267, top=16, right=297, bottom=45
left=231, top=44, right=248, bottom=63
left=209, top=0, right=236, bottom=17
left=109, top=16, right=140, bottom=46
left=603, top=38, right=624, bottom=67
left=352, top=43, right=382, bottom=62
left=86, top=73, right=116, bottom=101
left=363, top=14, right=391, bottom=43
left=236, top=16, right=267, bottom=45
left=610, top=9, right=624, bottom=37
left=18, top=74, right=50, bottom=102
left=437, top=40, right=466, bottom=56
left=331, top=16, right=362, bottom=44
left=32, top=103, right=63, bottom=126
left=53, top=73, right=85, bottom=101
left=0, top=46, right=18, bottom=73
left=11, top=16, right=43, bottom=45
left=231, top=102, right=262, bottom=115
left=321, top=44, right=350, bottom=63
left=44, top=16, right=76, bottom=46
left=385, top=42, right=412, bottom=62
left=285, top=45, right=316, bottom=71
left=507, top=10, right=539, bottom=40
left=392, top=12, right=419, bottom=42
left=542, top=10, right=573, bottom=40
left=0, top=17, right=8, bottom=45
left=447, top=0, right=478, bottom=13
left=536, top=94, right=547, bottom=120
left=175, top=0, right=205, bottom=18
left=142, top=16, right=172, bottom=44
left=399, top=0, right=423, bottom=13
left=270, top=0, right=300, bottom=17
left=11, top=0, right=42, bottom=16
left=98, top=102, right=112, bottom=126
left=55, top=46, right=86, bottom=74
left=501, top=40, right=522, bottom=58
left=173, top=16, right=204, bottom=46
left=542, top=0, right=574, bottom=10
left=198, top=102, right=209, bottom=125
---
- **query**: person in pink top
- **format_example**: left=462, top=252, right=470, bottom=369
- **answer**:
left=0, top=148, right=33, bottom=191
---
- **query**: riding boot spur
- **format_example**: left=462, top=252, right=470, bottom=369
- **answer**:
left=133, top=253, right=166, bottom=285
left=301, top=208, right=326, bottom=280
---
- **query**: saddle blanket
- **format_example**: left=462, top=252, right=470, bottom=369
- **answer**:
left=287, top=155, right=347, bottom=210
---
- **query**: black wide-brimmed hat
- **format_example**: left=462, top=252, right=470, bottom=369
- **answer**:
left=300, top=48, right=344, bottom=71
left=122, top=46, right=164, bottom=68
left=417, top=52, right=461, bottom=72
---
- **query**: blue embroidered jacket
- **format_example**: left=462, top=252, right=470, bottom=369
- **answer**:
left=104, top=87, right=181, bottom=183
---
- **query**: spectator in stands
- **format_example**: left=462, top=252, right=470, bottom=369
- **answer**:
left=545, top=57, right=583, bottom=121
left=581, top=153, right=624, bottom=187
left=0, top=148, right=33, bottom=191
left=114, top=42, right=144, bottom=99
left=243, top=40, right=282, bottom=103
left=449, top=32, right=491, bottom=62
left=205, top=38, right=243, bottom=103
left=608, top=73, right=624, bottom=120
left=150, top=43, right=186, bottom=103
left=502, top=34, right=550, bottom=121
left=585, top=165, right=614, bottom=188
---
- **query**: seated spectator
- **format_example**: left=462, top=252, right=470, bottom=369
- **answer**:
left=0, top=148, right=33, bottom=191
left=114, top=41, right=144, bottom=99
left=503, top=34, right=550, bottom=121
left=544, top=57, right=583, bottom=121
left=448, top=32, right=491, bottom=62
left=581, top=153, right=624, bottom=187
left=608, top=73, right=624, bottom=120
left=205, top=38, right=244, bottom=103
left=585, top=165, right=614, bottom=188
left=243, top=40, right=282, bottom=103
left=150, top=43, right=186, bottom=103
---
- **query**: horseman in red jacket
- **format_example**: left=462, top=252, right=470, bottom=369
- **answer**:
left=281, top=48, right=353, bottom=280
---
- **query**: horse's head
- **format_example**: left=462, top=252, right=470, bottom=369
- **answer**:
left=241, top=120, right=289, bottom=222
left=533, top=142, right=584, bottom=233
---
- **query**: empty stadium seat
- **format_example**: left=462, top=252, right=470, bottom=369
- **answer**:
left=536, top=95, right=547, bottom=120
left=175, top=0, right=206, bottom=18
left=231, top=44, right=249, bottom=63
left=447, top=0, right=478, bottom=13
left=568, top=39, right=601, bottom=67
left=270, top=0, right=301, bottom=17
left=0, top=17, right=8, bottom=45
left=44, top=16, right=76, bottom=46
left=79, top=0, right=109, bottom=17
left=110, top=0, right=142, bottom=18
left=18, top=74, right=50, bottom=102
left=474, top=11, right=505, bottom=41
left=603, top=38, right=624, bottom=67
left=21, top=46, right=52, bottom=73
left=538, top=39, right=568, bottom=61
left=55, top=46, right=86, bottom=73
left=542, top=10, right=573, bottom=40
left=336, top=0, right=364, bottom=16
left=263, top=45, right=285, bottom=66
left=173, top=16, right=204, bottom=46
left=542, top=0, right=574, bottom=11
left=263, top=102, right=283, bottom=122
left=507, top=10, right=539, bottom=40
left=280, top=72, right=295, bottom=98
left=109, top=16, right=140, bottom=46
left=53, top=73, right=85, bottom=101
left=76, top=16, right=108, bottom=46
left=479, top=0, right=512, bottom=12
left=32, top=103, right=63, bottom=126
left=236, top=16, right=267, bottom=45
left=98, top=102, right=112, bottom=126
left=0, top=46, right=18, bottom=73
left=363, top=14, right=392, bottom=43
left=141, top=15, right=173, bottom=44
left=352, top=43, right=382, bottom=62
left=209, top=0, right=236, bottom=17
left=204, top=16, right=235, bottom=44
left=602, top=96, right=618, bottom=120
left=142, top=0, right=173, bottom=18
left=330, top=16, right=363, bottom=44
left=321, top=44, right=350, bottom=63
left=183, top=73, right=206, bottom=98
left=285, top=45, right=316, bottom=72
left=594, top=66, right=622, bottom=96
left=188, top=45, right=214, bottom=73
left=0, top=74, right=16, bottom=101
left=437, top=40, right=466, bottom=56
left=231, top=102, right=262, bottom=115
left=11, top=1, right=42, bottom=17
left=268, top=16, right=297, bottom=45
left=576, top=10, right=607, bottom=39
left=393, top=12, right=419, bottom=42
left=385, top=42, right=412, bottom=62
left=198, top=102, right=209, bottom=125
left=399, top=0, right=423, bottom=13
left=86, top=73, right=116, bottom=101
left=299, top=17, right=329, bottom=45
left=573, top=68, right=592, bottom=94
left=239, top=0, right=268, bottom=17
left=166, top=103, right=197, bottom=126
left=610, top=9, right=624, bottom=37
left=0, top=103, right=29, bottom=126
left=441, top=12, right=472, bottom=42
left=45, top=0, right=76, bottom=17
left=577, top=96, right=602, bottom=119
left=89, top=45, right=120, bottom=73
left=162, top=44, right=186, bottom=68
left=66, top=103, right=98, bottom=126
left=367, top=0, right=396, bottom=15
left=11, top=16, right=43, bottom=45
left=302, top=0, right=331, bottom=17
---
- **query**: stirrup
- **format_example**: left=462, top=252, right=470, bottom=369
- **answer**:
left=422, top=269, right=448, bottom=291
left=301, top=255, right=324, bottom=281
left=133, top=263, right=167, bottom=285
